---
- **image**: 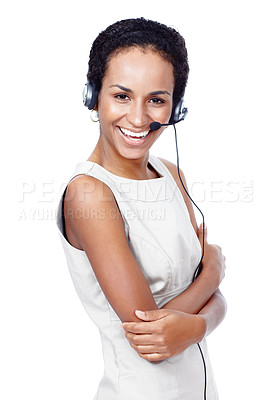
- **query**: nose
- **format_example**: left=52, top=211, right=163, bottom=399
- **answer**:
left=126, top=100, right=148, bottom=128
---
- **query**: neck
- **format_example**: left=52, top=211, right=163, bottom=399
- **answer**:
left=87, top=140, right=156, bottom=180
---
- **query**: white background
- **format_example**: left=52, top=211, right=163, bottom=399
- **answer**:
left=1, top=0, right=271, bottom=399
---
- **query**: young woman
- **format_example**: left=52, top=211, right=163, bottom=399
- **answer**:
left=56, top=17, right=227, bottom=400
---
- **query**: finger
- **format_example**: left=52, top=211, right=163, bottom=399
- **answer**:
left=197, top=223, right=208, bottom=243
left=138, top=352, right=168, bottom=362
left=129, top=342, right=158, bottom=354
left=135, top=309, right=170, bottom=321
left=122, top=320, right=158, bottom=334
left=124, top=332, right=154, bottom=345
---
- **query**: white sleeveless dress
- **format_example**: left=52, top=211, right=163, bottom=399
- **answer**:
left=56, top=154, right=219, bottom=399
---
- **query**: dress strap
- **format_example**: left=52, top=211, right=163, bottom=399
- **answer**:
left=148, top=155, right=178, bottom=192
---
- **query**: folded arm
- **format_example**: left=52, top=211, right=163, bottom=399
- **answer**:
left=122, top=224, right=227, bottom=362
left=122, top=288, right=227, bottom=362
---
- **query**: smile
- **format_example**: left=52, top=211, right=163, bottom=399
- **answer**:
left=119, top=127, right=150, bottom=139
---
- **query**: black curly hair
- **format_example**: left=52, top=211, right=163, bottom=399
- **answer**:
left=87, top=17, right=189, bottom=110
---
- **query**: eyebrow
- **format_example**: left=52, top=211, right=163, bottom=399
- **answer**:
left=109, top=84, right=171, bottom=96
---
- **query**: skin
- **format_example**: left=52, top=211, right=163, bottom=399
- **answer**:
left=64, top=46, right=227, bottom=363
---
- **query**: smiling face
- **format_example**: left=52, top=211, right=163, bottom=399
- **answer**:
left=96, top=46, right=175, bottom=162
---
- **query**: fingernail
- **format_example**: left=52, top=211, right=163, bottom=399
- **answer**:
left=135, top=310, right=145, bottom=317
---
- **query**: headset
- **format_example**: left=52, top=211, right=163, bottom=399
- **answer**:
left=83, top=81, right=98, bottom=111
left=83, top=80, right=207, bottom=400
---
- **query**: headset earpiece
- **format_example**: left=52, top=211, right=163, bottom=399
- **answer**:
left=169, top=97, right=185, bottom=124
left=83, top=81, right=98, bottom=110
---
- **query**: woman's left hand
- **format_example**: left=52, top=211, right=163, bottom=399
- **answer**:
left=121, top=308, right=206, bottom=362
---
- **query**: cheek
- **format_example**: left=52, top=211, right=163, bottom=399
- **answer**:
left=99, top=101, right=126, bottom=123
left=150, top=105, right=172, bottom=123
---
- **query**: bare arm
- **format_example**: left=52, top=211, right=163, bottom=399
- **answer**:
left=198, top=288, right=227, bottom=336
left=122, top=252, right=227, bottom=362
left=161, top=262, right=220, bottom=314
left=122, top=290, right=227, bottom=362
left=64, top=175, right=159, bottom=324
left=161, top=252, right=227, bottom=339
left=122, top=259, right=227, bottom=361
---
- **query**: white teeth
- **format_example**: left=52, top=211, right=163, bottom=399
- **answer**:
left=120, top=127, right=150, bottom=138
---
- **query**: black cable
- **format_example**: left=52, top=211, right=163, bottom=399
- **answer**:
left=197, top=343, right=207, bottom=400
left=173, top=124, right=207, bottom=400
left=173, top=124, right=205, bottom=276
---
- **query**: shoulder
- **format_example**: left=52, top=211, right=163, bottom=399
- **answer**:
left=64, top=173, right=121, bottom=223
left=65, top=173, right=116, bottom=206
left=157, top=157, right=198, bottom=234
left=63, top=174, right=122, bottom=249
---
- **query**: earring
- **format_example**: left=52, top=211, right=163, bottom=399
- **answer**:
left=90, top=110, right=99, bottom=122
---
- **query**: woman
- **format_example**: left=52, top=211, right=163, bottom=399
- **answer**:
left=56, top=17, right=227, bottom=400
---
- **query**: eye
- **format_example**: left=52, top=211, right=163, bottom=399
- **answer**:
left=115, top=94, right=130, bottom=101
left=149, top=97, right=165, bottom=104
